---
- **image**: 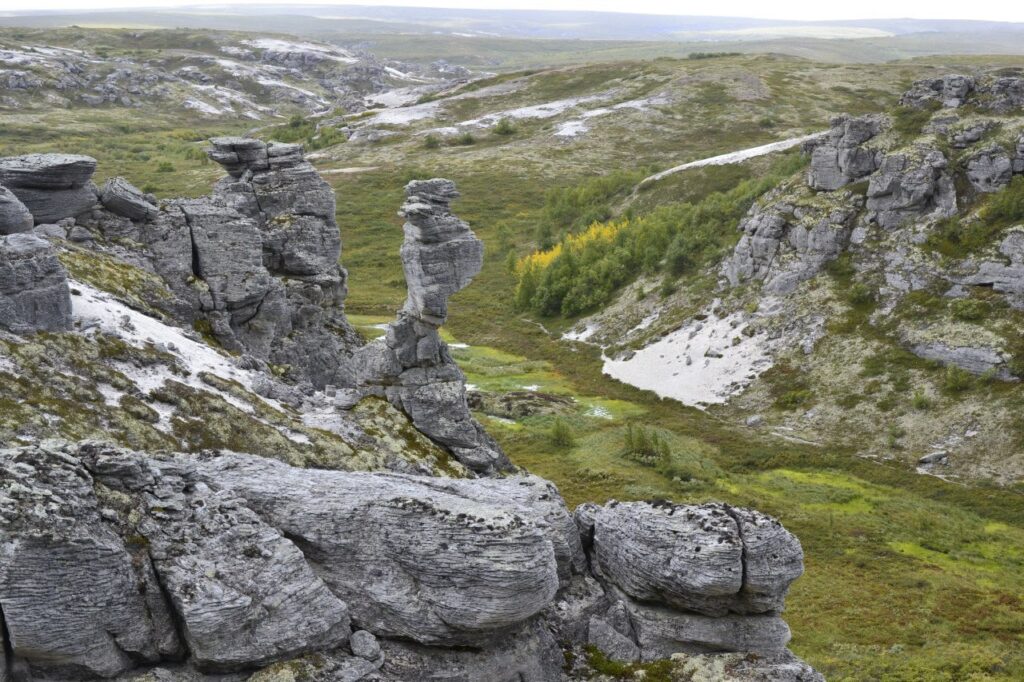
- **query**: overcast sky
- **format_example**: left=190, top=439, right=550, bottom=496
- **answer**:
left=2, top=0, right=1022, bottom=23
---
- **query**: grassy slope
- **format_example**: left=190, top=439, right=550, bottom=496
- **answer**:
left=2, top=49, right=1021, bottom=679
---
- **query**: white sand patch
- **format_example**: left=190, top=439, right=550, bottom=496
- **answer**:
left=640, top=132, right=826, bottom=187
left=384, top=66, right=427, bottom=82
left=448, top=342, right=469, bottom=349
left=321, top=167, right=380, bottom=174
left=70, top=281, right=276, bottom=414
left=603, top=307, right=773, bottom=408
left=362, top=100, right=441, bottom=125
left=97, top=383, right=125, bottom=407
left=182, top=98, right=224, bottom=116
left=563, top=324, right=598, bottom=342
left=522, top=384, right=540, bottom=391
left=628, top=313, right=660, bottom=335
left=586, top=405, right=613, bottom=419
left=256, top=78, right=322, bottom=99
left=553, top=96, right=665, bottom=138
left=555, top=120, right=590, bottom=138
left=367, top=87, right=422, bottom=108
left=242, top=39, right=357, bottom=63
left=460, top=93, right=607, bottom=127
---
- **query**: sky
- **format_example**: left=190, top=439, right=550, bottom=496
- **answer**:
left=1, top=0, right=1022, bottom=23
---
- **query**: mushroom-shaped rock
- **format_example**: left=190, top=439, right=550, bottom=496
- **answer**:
left=0, top=446, right=182, bottom=680
left=0, top=153, right=99, bottom=223
left=99, top=176, right=159, bottom=220
left=587, top=501, right=803, bottom=617
left=0, top=233, right=73, bottom=333
left=0, top=185, right=33, bottom=234
left=351, top=178, right=510, bottom=473
left=192, top=452, right=559, bottom=646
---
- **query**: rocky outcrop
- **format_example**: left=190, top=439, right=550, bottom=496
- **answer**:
left=0, top=153, right=98, bottom=224
left=805, top=114, right=884, bottom=191
left=0, top=445, right=182, bottom=679
left=900, top=74, right=1024, bottom=113
left=0, top=186, right=33, bottom=235
left=964, top=145, right=1014, bottom=193
left=0, top=232, right=73, bottom=333
left=724, top=189, right=861, bottom=294
left=203, top=137, right=359, bottom=388
left=956, top=230, right=1024, bottom=306
left=578, top=500, right=803, bottom=661
left=350, top=179, right=511, bottom=474
left=866, top=146, right=957, bottom=229
left=100, top=176, right=159, bottom=221
left=0, top=441, right=814, bottom=681
left=900, top=74, right=975, bottom=108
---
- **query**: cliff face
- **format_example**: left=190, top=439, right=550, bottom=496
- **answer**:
left=0, top=141, right=819, bottom=681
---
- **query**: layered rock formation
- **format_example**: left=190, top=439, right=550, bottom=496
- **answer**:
left=723, top=185, right=862, bottom=294
left=0, top=441, right=814, bottom=681
left=0, top=232, right=72, bottom=333
left=350, top=179, right=510, bottom=474
left=0, top=186, right=32, bottom=235
left=805, top=114, right=884, bottom=191
left=0, top=153, right=98, bottom=224
left=866, top=146, right=957, bottom=229
left=900, top=74, right=1024, bottom=113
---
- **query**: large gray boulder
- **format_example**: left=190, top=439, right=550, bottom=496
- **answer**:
left=805, top=114, right=884, bottom=191
left=100, top=176, right=159, bottom=220
left=0, top=232, right=73, bottom=333
left=585, top=501, right=803, bottom=617
left=978, top=76, right=1024, bottom=113
left=965, top=145, right=1014, bottom=193
left=193, top=452, right=559, bottom=646
left=0, top=445, right=182, bottom=680
left=900, top=75, right=975, bottom=108
left=0, top=185, right=33, bottom=234
left=351, top=179, right=511, bottom=473
left=84, top=447, right=353, bottom=672
left=0, top=153, right=99, bottom=223
left=866, top=147, right=957, bottom=229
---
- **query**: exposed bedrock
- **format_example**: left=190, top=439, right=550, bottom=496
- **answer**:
left=0, top=232, right=73, bottom=333
left=723, top=188, right=862, bottom=294
left=900, top=74, right=976, bottom=108
left=351, top=178, right=511, bottom=474
left=0, top=153, right=99, bottom=223
left=964, top=145, right=1015, bottom=193
left=866, top=146, right=957, bottom=229
left=805, top=114, right=885, bottom=191
left=0, top=442, right=813, bottom=680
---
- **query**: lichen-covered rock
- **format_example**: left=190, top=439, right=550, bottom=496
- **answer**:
left=193, top=452, right=558, bottom=646
left=586, top=501, right=803, bottom=617
left=900, top=75, right=975, bottom=108
left=205, top=137, right=359, bottom=388
left=0, top=445, right=181, bottom=680
left=964, top=145, right=1014, bottom=193
left=0, top=153, right=99, bottom=223
left=956, top=229, right=1024, bottom=306
left=866, top=147, right=957, bottom=229
left=0, top=232, right=73, bottom=333
left=909, top=341, right=1012, bottom=379
left=723, top=189, right=861, bottom=294
left=83, top=445, right=353, bottom=672
left=100, top=176, right=159, bottom=220
left=805, top=114, right=884, bottom=191
left=674, top=649, right=826, bottom=682
left=352, top=179, right=510, bottom=473
left=0, top=185, right=33, bottom=234
left=979, top=76, right=1024, bottom=113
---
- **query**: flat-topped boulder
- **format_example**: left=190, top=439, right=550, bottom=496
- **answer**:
left=0, top=232, right=73, bottom=333
left=900, top=74, right=975, bottom=108
left=0, top=152, right=99, bottom=223
left=805, top=114, right=885, bottom=191
left=0, top=153, right=97, bottom=189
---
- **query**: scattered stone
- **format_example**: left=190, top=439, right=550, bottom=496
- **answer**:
left=100, top=176, right=159, bottom=220
left=900, top=75, right=975, bottom=108
left=349, top=630, right=381, bottom=661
